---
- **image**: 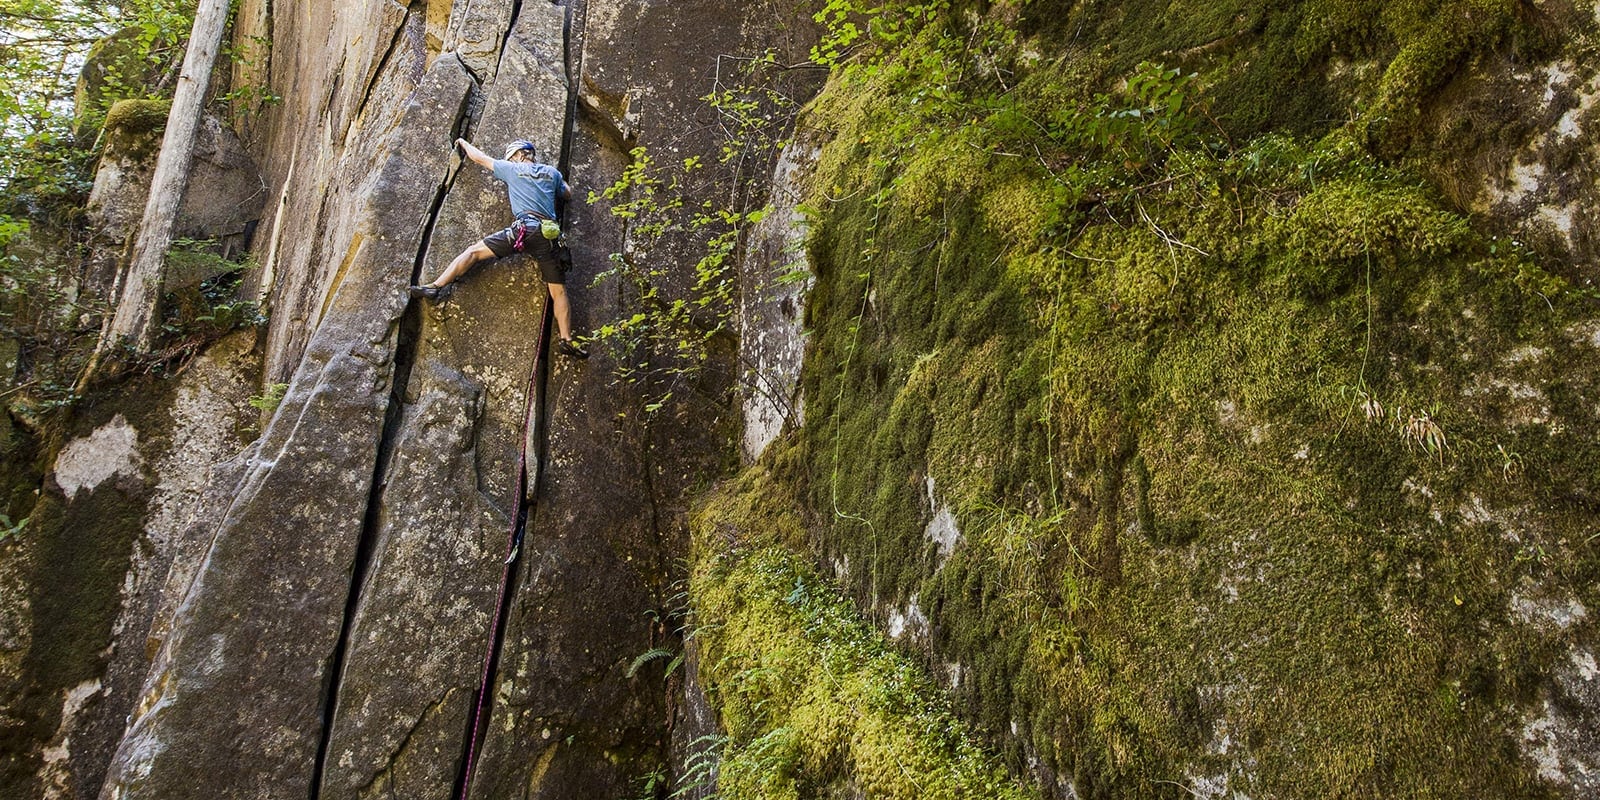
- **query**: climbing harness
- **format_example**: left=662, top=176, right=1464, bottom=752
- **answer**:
left=511, top=217, right=528, bottom=252
left=510, top=213, right=562, bottom=253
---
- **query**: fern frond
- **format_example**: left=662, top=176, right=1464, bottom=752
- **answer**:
left=627, top=647, right=677, bottom=678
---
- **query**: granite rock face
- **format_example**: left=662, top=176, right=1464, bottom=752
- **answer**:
left=461, top=1, right=822, bottom=795
left=738, top=134, right=818, bottom=463
left=87, top=113, right=265, bottom=248
left=73, top=0, right=814, bottom=798
left=316, top=4, right=569, bottom=795
left=99, top=56, right=473, bottom=800
left=83, top=111, right=265, bottom=298
left=314, top=362, right=504, bottom=800
left=0, top=332, right=259, bottom=800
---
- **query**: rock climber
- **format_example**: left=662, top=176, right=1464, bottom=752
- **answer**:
left=411, top=137, right=587, bottom=359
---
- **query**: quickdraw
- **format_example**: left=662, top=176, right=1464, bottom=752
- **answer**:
left=510, top=214, right=533, bottom=252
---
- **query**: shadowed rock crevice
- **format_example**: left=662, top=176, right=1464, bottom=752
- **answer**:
left=350, top=2, right=425, bottom=132
left=308, top=137, right=459, bottom=792
left=97, top=55, right=474, bottom=800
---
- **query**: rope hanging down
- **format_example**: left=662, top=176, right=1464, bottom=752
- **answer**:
left=455, top=293, right=552, bottom=800
left=457, top=4, right=586, bottom=794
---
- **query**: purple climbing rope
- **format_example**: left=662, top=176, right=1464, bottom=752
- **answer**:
left=457, top=293, right=553, bottom=800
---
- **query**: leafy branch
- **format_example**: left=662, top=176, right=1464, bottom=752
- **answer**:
left=589, top=51, right=802, bottom=417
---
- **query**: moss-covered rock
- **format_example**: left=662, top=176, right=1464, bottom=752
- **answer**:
left=689, top=466, right=1035, bottom=800
left=100, top=98, right=171, bottom=164
left=698, top=0, right=1600, bottom=797
left=74, top=27, right=173, bottom=140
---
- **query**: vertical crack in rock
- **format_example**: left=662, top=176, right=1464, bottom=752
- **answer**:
left=559, top=0, right=585, bottom=178
left=98, top=55, right=475, bottom=800
left=447, top=0, right=520, bottom=86
left=449, top=324, right=545, bottom=800
left=306, top=314, right=414, bottom=799
left=450, top=2, right=578, bottom=795
left=349, top=1, right=425, bottom=133
left=411, top=100, right=477, bottom=287
left=505, top=0, right=526, bottom=61
left=307, top=85, right=477, bottom=800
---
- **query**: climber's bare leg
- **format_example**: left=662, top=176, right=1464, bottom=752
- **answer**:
left=548, top=282, right=573, bottom=341
left=426, top=242, right=495, bottom=287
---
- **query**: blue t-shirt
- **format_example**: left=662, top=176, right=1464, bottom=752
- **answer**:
left=491, top=159, right=563, bottom=221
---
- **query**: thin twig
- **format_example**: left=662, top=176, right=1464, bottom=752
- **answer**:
left=1153, top=779, right=1207, bottom=799
left=1128, top=173, right=1187, bottom=193
left=0, top=380, right=39, bottom=401
left=1065, top=250, right=1115, bottom=263
left=963, top=140, right=1022, bottom=158
left=1137, top=202, right=1209, bottom=256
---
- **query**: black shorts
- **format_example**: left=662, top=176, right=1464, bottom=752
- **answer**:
left=483, top=218, right=568, bottom=285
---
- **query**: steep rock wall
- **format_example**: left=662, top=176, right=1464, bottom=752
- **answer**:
left=41, top=1, right=823, bottom=799
left=15, top=2, right=1600, bottom=800
left=238, top=0, right=451, bottom=385
left=101, top=57, right=475, bottom=800
left=465, top=2, right=821, bottom=796
left=316, top=3, right=567, bottom=796
left=0, top=332, right=260, bottom=799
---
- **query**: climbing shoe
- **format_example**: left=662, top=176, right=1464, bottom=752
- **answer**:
left=556, top=338, right=589, bottom=360
left=408, top=284, right=446, bottom=300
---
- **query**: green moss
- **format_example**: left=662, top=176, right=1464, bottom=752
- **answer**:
left=689, top=468, right=1035, bottom=800
left=750, top=2, right=1600, bottom=797
left=101, top=98, right=171, bottom=162
left=74, top=28, right=152, bottom=138
left=0, top=353, right=243, bottom=795
left=798, top=125, right=1589, bottom=786
left=1007, top=0, right=1551, bottom=150
left=0, top=482, right=146, bottom=794
left=102, top=98, right=171, bottom=136
left=694, top=1, right=1600, bottom=797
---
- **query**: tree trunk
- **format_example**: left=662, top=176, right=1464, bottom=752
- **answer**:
left=102, top=0, right=232, bottom=353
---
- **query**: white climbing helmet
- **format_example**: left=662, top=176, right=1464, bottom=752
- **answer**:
left=504, top=139, right=536, bottom=161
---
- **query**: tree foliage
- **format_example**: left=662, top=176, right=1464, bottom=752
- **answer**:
left=589, top=52, right=808, bottom=417
left=98, top=0, right=231, bottom=353
left=0, top=1, right=192, bottom=215
left=0, top=1, right=195, bottom=412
